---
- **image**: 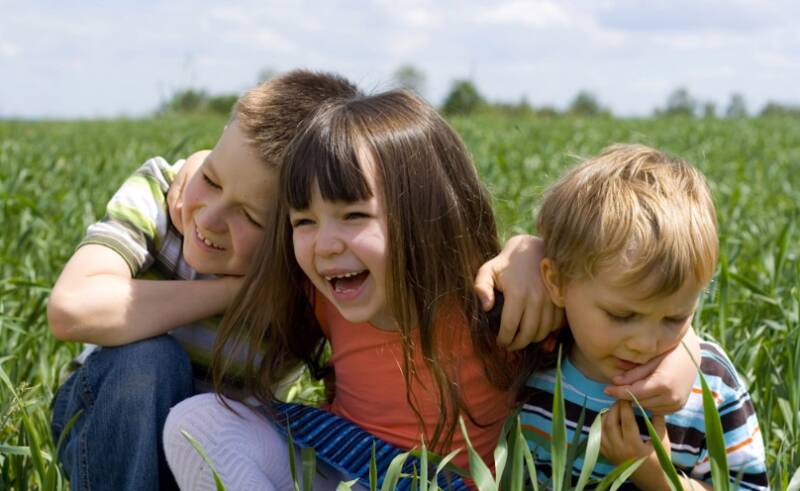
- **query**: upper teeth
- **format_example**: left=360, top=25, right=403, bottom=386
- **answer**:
left=197, top=229, right=223, bottom=250
left=324, top=271, right=361, bottom=281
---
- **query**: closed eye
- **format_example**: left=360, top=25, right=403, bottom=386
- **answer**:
left=605, top=311, right=635, bottom=323
left=291, top=218, right=314, bottom=228
left=664, top=315, right=692, bottom=325
left=244, top=211, right=263, bottom=229
left=202, top=174, right=220, bottom=189
left=345, top=212, right=370, bottom=220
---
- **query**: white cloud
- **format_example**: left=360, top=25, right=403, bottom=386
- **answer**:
left=650, top=31, right=748, bottom=51
left=387, top=32, right=430, bottom=57
left=228, top=29, right=297, bottom=53
left=0, top=41, right=19, bottom=57
left=400, top=8, right=442, bottom=29
left=475, top=0, right=576, bottom=28
left=754, top=51, right=798, bottom=69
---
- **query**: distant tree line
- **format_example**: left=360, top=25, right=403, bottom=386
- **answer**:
left=158, top=89, right=239, bottom=116
left=157, top=66, right=800, bottom=119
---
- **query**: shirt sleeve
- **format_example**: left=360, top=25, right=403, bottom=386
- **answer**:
left=80, top=157, right=183, bottom=276
left=691, top=343, right=769, bottom=490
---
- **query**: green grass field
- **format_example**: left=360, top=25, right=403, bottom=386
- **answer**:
left=1, top=114, right=798, bottom=489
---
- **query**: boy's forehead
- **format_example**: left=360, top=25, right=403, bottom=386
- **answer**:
left=588, top=271, right=702, bottom=312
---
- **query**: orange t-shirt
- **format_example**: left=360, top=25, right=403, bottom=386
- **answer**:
left=315, top=294, right=514, bottom=471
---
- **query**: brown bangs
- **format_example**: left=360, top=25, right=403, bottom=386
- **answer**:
left=282, top=105, right=374, bottom=210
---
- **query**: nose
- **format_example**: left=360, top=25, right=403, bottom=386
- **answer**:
left=625, top=326, right=660, bottom=358
left=314, top=222, right=345, bottom=256
left=196, top=202, right=228, bottom=234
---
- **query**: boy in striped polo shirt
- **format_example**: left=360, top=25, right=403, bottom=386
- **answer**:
left=521, top=144, right=768, bottom=490
left=47, top=70, right=362, bottom=490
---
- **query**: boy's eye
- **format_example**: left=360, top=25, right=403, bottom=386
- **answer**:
left=664, top=315, right=691, bottom=325
left=202, top=174, right=221, bottom=189
left=244, top=211, right=263, bottom=229
left=605, top=311, right=634, bottom=323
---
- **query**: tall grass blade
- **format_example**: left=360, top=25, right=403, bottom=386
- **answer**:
left=459, top=416, right=497, bottom=491
left=509, top=416, right=525, bottom=491
left=773, top=220, right=793, bottom=289
left=419, top=440, right=429, bottom=491
left=594, top=458, right=641, bottom=491
left=493, top=412, right=513, bottom=485
left=520, top=423, right=539, bottom=491
left=608, top=457, right=645, bottom=491
left=565, top=401, right=588, bottom=484
left=551, top=346, right=567, bottom=491
left=380, top=451, right=411, bottom=491
left=287, top=425, right=300, bottom=491
left=336, top=479, right=361, bottom=490
left=0, top=365, right=47, bottom=485
left=370, top=442, right=378, bottom=491
left=301, top=447, right=316, bottom=491
left=787, top=465, right=800, bottom=491
left=432, top=447, right=462, bottom=490
left=628, top=395, right=682, bottom=491
left=180, top=430, right=227, bottom=491
left=698, top=373, right=730, bottom=491
left=682, top=340, right=730, bottom=490
left=574, top=409, right=605, bottom=491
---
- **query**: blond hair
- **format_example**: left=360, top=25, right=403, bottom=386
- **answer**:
left=537, top=144, right=718, bottom=297
left=233, top=70, right=359, bottom=166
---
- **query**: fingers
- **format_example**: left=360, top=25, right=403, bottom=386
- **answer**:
left=505, top=295, right=543, bottom=350
left=618, top=400, right=636, bottom=442
left=473, top=261, right=498, bottom=311
left=605, top=377, right=681, bottom=416
left=497, top=291, right=525, bottom=348
left=601, top=401, right=621, bottom=456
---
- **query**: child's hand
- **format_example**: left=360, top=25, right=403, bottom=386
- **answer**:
left=474, top=235, right=564, bottom=350
left=604, top=328, right=701, bottom=415
left=168, top=150, right=210, bottom=235
left=601, top=400, right=674, bottom=490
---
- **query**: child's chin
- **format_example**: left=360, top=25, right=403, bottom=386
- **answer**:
left=183, top=248, right=217, bottom=275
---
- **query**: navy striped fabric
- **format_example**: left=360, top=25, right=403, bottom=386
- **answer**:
left=269, top=402, right=469, bottom=491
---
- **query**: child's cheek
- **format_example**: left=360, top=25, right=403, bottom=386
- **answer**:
left=233, top=225, right=262, bottom=269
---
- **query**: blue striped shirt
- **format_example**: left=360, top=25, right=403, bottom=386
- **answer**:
left=520, top=341, right=768, bottom=490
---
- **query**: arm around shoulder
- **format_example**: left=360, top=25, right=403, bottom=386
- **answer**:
left=47, top=244, right=239, bottom=346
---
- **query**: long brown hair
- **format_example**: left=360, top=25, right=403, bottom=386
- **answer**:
left=214, top=90, right=538, bottom=450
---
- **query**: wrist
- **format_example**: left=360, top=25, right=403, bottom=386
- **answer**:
left=219, top=276, right=244, bottom=305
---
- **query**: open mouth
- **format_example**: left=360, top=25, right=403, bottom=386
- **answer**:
left=195, top=228, right=225, bottom=251
left=324, top=270, right=369, bottom=295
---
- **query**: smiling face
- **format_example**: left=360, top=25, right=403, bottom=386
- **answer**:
left=289, top=154, right=395, bottom=331
left=541, top=259, right=702, bottom=383
left=181, top=120, right=276, bottom=276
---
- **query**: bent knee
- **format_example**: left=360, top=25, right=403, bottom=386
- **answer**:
left=92, top=336, right=192, bottom=391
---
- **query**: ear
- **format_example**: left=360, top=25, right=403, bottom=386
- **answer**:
left=540, top=258, right=566, bottom=308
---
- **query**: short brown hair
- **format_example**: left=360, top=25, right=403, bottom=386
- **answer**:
left=234, top=70, right=360, bottom=166
left=538, top=144, right=718, bottom=298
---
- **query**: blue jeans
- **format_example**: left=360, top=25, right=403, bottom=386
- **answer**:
left=51, top=335, right=195, bottom=491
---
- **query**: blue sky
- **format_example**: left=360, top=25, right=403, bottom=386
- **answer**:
left=2, top=0, right=799, bottom=118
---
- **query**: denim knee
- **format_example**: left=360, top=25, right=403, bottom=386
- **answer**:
left=90, top=335, right=194, bottom=404
left=51, top=335, right=194, bottom=490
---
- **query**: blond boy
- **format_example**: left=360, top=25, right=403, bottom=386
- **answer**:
left=522, top=145, right=768, bottom=490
